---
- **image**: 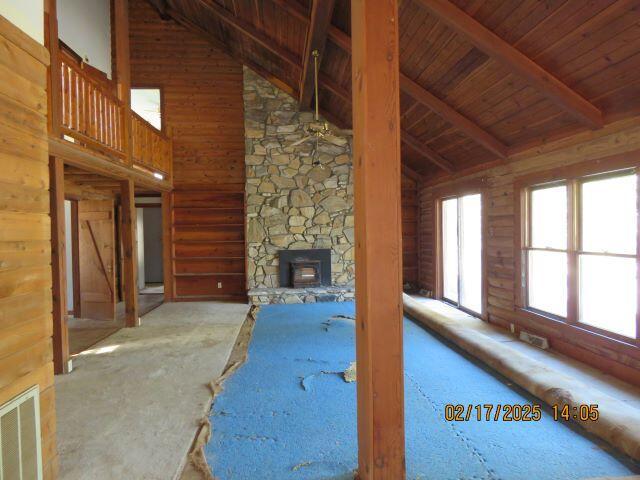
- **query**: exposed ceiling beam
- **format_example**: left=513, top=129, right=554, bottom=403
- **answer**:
left=320, top=74, right=455, bottom=173
left=414, top=0, right=603, bottom=129
left=401, top=131, right=455, bottom=173
left=154, top=5, right=348, bottom=131
left=164, top=5, right=232, bottom=53
left=193, top=0, right=300, bottom=68
left=146, top=0, right=454, bottom=173
left=146, top=0, right=171, bottom=20
left=269, top=0, right=310, bottom=24
left=325, top=14, right=509, bottom=160
left=299, top=0, right=336, bottom=108
left=400, top=74, right=508, bottom=159
left=402, top=164, right=426, bottom=185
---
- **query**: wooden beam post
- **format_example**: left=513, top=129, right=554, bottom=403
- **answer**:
left=50, top=156, right=70, bottom=374
left=120, top=179, right=139, bottom=327
left=162, top=191, right=174, bottom=302
left=351, top=1, right=406, bottom=479
left=299, top=0, right=336, bottom=109
left=113, top=0, right=133, bottom=165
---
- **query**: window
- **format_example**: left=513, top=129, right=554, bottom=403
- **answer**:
left=130, top=88, right=162, bottom=130
left=441, top=193, right=482, bottom=315
left=522, top=170, right=638, bottom=340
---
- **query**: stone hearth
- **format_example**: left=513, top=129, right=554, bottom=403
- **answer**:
left=248, top=286, right=355, bottom=305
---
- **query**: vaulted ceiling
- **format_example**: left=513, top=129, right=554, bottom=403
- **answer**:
left=144, top=0, right=640, bottom=182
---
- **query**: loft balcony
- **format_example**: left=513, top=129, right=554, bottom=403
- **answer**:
left=48, top=41, right=172, bottom=190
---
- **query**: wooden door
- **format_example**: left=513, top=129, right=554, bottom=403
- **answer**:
left=78, top=200, right=116, bottom=320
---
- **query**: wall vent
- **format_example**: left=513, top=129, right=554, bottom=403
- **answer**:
left=0, top=386, right=42, bottom=480
left=519, top=331, right=549, bottom=350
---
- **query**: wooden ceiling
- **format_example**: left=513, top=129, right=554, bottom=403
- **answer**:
left=64, top=165, right=156, bottom=198
left=143, top=0, right=640, bottom=181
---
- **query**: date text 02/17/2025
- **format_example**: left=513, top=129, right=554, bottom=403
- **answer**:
left=444, top=404, right=600, bottom=422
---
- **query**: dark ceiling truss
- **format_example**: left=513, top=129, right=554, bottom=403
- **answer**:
left=298, top=0, right=336, bottom=108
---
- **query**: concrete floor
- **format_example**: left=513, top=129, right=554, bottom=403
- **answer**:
left=410, top=297, right=640, bottom=409
left=56, top=301, right=249, bottom=480
left=68, top=293, right=164, bottom=355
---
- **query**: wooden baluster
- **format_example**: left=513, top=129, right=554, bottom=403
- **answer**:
left=77, top=75, right=83, bottom=134
left=107, top=99, right=113, bottom=148
left=89, top=85, right=95, bottom=140
left=74, top=70, right=80, bottom=131
left=67, top=68, right=74, bottom=130
left=112, top=102, right=117, bottom=150
left=83, top=78, right=89, bottom=135
left=100, top=93, right=106, bottom=145
left=115, top=104, right=121, bottom=152
left=108, top=101, right=113, bottom=148
left=61, top=64, right=68, bottom=127
left=95, top=89, right=100, bottom=143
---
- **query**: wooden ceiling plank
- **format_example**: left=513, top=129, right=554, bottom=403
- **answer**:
left=402, top=130, right=455, bottom=173
left=146, top=0, right=170, bottom=19
left=269, top=0, right=310, bottom=24
left=165, top=6, right=232, bottom=54
left=299, top=0, right=336, bottom=108
left=192, top=0, right=300, bottom=68
left=320, top=72, right=455, bottom=173
left=325, top=20, right=507, bottom=159
left=400, top=74, right=508, bottom=158
left=414, top=0, right=604, bottom=129
left=402, top=164, right=426, bottom=184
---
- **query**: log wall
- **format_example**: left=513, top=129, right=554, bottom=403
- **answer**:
left=402, top=174, right=419, bottom=288
left=0, top=14, right=58, bottom=478
left=419, top=117, right=640, bottom=386
left=129, top=0, right=246, bottom=301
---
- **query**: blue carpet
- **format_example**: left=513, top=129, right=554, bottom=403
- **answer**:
left=205, top=302, right=638, bottom=480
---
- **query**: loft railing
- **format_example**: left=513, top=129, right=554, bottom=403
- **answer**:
left=55, top=46, right=172, bottom=183
left=59, top=49, right=126, bottom=160
left=131, top=112, right=172, bottom=179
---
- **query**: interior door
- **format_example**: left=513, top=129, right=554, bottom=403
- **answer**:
left=78, top=200, right=116, bottom=320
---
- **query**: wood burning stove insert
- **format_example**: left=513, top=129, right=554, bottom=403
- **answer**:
left=290, top=260, right=322, bottom=288
left=279, top=249, right=331, bottom=288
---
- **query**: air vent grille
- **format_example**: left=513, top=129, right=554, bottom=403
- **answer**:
left=0, top=386, right=42, bottom=480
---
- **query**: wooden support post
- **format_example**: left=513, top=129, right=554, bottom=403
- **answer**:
left=351, top=1, right=406, bottom=479
left=162, top=191, right=174, bottom=302
left=120, top=179, right=139, bottom=327
left=50, top=156, right=70, bottom=374
left=113, top=0, right=133, bottom=165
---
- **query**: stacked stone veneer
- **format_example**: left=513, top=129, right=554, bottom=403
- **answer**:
left=243, top=67, right=355, bottom=304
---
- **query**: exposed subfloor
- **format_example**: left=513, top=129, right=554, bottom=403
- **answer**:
left=56, top=301, right=249, bottom=480
left=205, top=302, right=639, bottom=480
left=67, top=293, right=164, bottom=355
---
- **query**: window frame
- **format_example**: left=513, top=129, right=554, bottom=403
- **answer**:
left=516, top=159, right=640, bottom=346
left=435, top=179, right=487, bottom=319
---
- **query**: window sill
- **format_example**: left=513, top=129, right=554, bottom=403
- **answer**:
left=516, top=307, right=640, bottom=353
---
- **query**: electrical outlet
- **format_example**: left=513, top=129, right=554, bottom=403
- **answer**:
left=217, top=282, right=222, bottom=289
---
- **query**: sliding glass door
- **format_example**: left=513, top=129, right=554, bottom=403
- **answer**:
left=441, top=194, right=482, bottom=315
